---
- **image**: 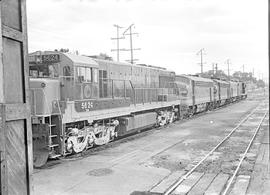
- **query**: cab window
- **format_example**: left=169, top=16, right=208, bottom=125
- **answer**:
left=92, top=68, right=98, bottom=83
left=77, top=66, right=93, bottom=82
left=77, top=66, right=85, bottom=81
left=63, top=66, right=71, bottom=76
left=85, top=67, right=92, bottom=82
left=48, top=64, right=59, bottom=78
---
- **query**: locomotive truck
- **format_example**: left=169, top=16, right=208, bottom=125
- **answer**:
left=28, top=51, right=246, bottom=167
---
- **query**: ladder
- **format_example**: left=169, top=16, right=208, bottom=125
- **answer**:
left=55, top=100, right=71, bottom=156
left=45, top=115, right=61, bottom=158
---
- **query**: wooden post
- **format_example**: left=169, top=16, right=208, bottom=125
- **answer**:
left=0, top=104, right=7, bottom=194
left=0, top=0, right=33, bottom=194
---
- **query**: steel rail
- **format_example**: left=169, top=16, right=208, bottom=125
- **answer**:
left=222, top=110, right=268, bottom=195
left=164, top=103, right=263, bottom=195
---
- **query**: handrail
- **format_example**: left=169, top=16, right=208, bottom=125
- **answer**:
left=30, top=78, right=181, bottom=115
left=55, top=99, right=63, bottom=116
left=100, top=78, right=129, bottom=82
left=132, top=87, right=176, bottom=90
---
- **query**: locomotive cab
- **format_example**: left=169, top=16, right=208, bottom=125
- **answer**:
left=29, top=51, right=100, bottom=166
left=29, top=51, right=100, bottom=100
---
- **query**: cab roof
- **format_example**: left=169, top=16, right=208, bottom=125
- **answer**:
left=64, top=53, right=98, bottom=68
left=92, top=58, right=172, bottom=72
left=29, top=51, right=99, bottom=68
left=213, top=79, right=229, bottom=85
left=177, top=75, right=214, bottom=83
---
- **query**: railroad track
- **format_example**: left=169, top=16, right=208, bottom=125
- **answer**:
left=163, top=101, right=269, bottom=195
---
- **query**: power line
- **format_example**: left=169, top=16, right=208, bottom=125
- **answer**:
left=122, top=24, right=141, bottom=64
left=111, top=24, right=125, bottom=62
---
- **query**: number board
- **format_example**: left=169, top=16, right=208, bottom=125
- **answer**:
left=75, top=100, right=95, bottom=112
left=74, top=99, right=131, bottom=112
left=41, top=54, right=60, bottom=63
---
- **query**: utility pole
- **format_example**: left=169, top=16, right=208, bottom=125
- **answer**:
left=242, top=64, right=245, bottom=73
left=123, top=24, right=141, bottom=64
left=212, top=63, right=215, bottom=75
left=215, top=63, right=218, bottom=74
left=252, top=68, right=254, bottom=77
left=197, top=48, right=206, bottom=74
left=225, top=59, right=231, bottom=79
left=111, top=24, right=125, bottom=62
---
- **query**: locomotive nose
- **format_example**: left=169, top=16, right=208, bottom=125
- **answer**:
left=30, top=78, right=60, bottom=115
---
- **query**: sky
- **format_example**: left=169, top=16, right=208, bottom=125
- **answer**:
left=27, top=0, right=268, bottom=81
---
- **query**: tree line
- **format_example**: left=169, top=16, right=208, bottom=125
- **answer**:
left=198, top=69, right=265, bottom=88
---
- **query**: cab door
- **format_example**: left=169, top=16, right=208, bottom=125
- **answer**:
left=99, top=70, right=108, bottom=98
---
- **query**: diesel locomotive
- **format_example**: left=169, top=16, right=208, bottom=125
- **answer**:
left=28, top=51, right=247, bottom=167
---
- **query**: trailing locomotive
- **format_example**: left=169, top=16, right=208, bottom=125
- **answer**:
left=28, top=51, right=247, bottom=167
left=174, top=75, right=247, bottom=115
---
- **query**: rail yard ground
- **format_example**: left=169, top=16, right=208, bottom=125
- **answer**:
left=33, top=89, right=269, bottom=195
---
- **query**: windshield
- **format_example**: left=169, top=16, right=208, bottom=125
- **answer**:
left=29, top=63, right=59, bottom=78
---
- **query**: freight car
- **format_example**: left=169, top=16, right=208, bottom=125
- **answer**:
left=29, top=51, right=181, bottom=167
